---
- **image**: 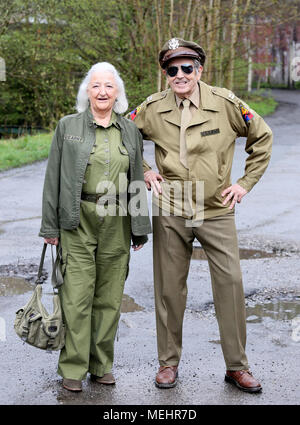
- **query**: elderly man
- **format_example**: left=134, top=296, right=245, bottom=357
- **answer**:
left=129, top=38, right=272, bottom=393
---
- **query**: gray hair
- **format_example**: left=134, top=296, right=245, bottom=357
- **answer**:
left=193, top=59, right=201, bottom=73
left=76, top=62, right=128, bottom=114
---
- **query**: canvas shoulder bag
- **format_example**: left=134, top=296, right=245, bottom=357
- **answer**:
left=14, top=243, right=65, bottom=352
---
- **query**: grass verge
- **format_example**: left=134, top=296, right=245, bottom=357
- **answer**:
left=243, top=93, right=278, bottom=116
left=0, top=132, right=53, bottom=171
left=248, top=96, right=278, bottom=116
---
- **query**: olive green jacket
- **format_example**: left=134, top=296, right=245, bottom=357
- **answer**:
left=39, top=108, right=152, bottom=245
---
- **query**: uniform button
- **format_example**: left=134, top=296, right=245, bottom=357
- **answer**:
left=105, top=160, right=109, bottom=164
left=104, top=172, right=108, bottom=176
left=104, top=139, right=108, bottom=143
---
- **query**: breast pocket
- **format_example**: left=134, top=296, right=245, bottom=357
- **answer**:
left=117, top=145, right=130, bottom=177
left=118, top=145, right=129, bottom=156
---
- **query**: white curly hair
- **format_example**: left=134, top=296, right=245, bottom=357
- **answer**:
left=76, top=62, right=128, bottom=114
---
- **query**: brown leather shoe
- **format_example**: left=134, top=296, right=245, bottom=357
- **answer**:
left=155, top=366, right=178, bottom=389
left=62, top=378, right=82, bottom=392
left=225, top=370, right=262, bottom=393
left=90, top=373, right=116, bottom=385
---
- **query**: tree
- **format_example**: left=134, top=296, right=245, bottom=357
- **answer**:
left=0, top=0, right=299, bottom=129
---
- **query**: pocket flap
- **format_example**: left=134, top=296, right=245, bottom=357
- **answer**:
left=118, top=145, right=129, bottom=155
left=28, top=311, right=42, bottom=322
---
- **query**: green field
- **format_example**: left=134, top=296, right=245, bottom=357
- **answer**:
left=0, top=96, right=278, bottom=171
left=247, top=95, right=278, bottom=117
left=0, top=132, right=53, bottom=171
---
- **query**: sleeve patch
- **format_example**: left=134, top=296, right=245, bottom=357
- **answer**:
left=240, top=105, right=254, bottom=123
left=129, top=105, right=142, bottom=121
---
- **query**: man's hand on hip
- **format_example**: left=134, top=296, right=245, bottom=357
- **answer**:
left=144, top=170, right=164, bottom=197
left=221, top=184, right=248, bottom=209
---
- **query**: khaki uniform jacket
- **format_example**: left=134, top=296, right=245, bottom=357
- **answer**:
left=131, top=81, right=273, bottom=218
left=39, top=108, right=152, bottom=245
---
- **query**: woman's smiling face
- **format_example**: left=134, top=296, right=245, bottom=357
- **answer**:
left=87, top=71, right=118, bottom=114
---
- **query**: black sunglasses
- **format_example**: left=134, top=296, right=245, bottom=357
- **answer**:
left=166, top=64, right=194, bottom=77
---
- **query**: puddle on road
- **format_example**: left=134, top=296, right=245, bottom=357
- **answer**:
left=0, top=274, right=144, bottom=313
left=0, top=276, right=34, bottom=296
left=246, top=296, right=300, bottom=323
left=209, top=294, right=300, bottom=345
left=121, top=294, right=144, bottom=313
left=192, top=247, right=278, bottom=261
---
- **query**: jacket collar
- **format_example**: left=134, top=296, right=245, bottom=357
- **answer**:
left=85, top=107, right=121, bottom=129
left=199, top=81, right=220, bottom=112
left=86, top=107, right=95, bottom=128
left=175, top=83, right=200, bottom=109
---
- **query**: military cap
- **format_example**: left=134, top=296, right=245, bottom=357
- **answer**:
left=159, top=38, right=206, bottom=68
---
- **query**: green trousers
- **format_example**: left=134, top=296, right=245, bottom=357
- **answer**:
left=153, top=210, right=249, bottom=371
left=57, top=201, right=131, bottom=380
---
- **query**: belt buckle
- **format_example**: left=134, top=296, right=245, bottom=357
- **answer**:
left=96, top=193, right=103, bottom=203
left=96, top=193, right=109, bottom=207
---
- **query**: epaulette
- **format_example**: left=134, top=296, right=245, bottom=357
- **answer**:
left=210, top=86, right=239, bottom=106
left=211, top=86, right=254, bottom=124
left=145, top=89, right=168, bottom=105
left=129, top=90, right=168, bottom=120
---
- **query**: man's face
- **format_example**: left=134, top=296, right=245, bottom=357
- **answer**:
left=163, top=57, right=202, bottom=98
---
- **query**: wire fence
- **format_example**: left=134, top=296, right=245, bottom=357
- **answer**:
left=0, top=126, right=47, bottom=139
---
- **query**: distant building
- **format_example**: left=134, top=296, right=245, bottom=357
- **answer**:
left=251, top=19, right=300, bottom=87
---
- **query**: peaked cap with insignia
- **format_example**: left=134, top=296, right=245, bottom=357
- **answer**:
left=159, top=38, right=206, bottom=68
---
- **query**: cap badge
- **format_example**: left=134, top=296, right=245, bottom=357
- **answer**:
left=168, top=38, right=179, bottom=50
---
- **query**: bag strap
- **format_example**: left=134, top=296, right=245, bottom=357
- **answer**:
left=51, top=244, right=64, bottom=289
left=35, top=243, right=47, bottom=285
left=35, top=243, right=64, bottom=290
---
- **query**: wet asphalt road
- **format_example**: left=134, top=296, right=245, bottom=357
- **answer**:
left=0, top=89, right=300, bottom=406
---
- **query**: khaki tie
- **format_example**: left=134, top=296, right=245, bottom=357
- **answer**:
left=180, top=98, right=191, bottom=168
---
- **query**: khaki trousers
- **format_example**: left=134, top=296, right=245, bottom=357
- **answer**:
left=153, top=210, right=249, bottom=371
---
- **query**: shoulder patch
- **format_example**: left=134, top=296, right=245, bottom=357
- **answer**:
left=240, top=104, right=254, bottom=124
left=129, top=103, right=144, bottom=121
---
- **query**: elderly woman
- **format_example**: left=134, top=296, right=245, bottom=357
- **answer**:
left=39, top=62, right=151, bottom=392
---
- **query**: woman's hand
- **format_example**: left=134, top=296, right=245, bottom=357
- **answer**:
left=44, top=237, right=59, bottom=246
left=132, top=244, right=144, bottom=251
